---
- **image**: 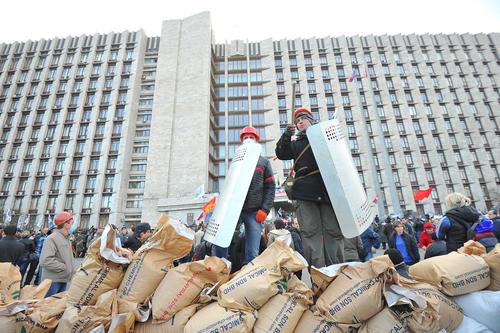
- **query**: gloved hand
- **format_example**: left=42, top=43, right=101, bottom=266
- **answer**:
left=255, top=210, right=268, bottom=223
left=285, top=124, right=296, bottom=136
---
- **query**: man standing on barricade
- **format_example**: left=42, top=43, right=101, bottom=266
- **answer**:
left=276, top=107, right=344, bottom=267
left=213, top=126, right=275, bottom=264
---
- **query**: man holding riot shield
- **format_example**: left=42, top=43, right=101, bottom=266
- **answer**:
left=213, top=126, right=276, bottom=264
left=275, top=108, right=345, bottom=267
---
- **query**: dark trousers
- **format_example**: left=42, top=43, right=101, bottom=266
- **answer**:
left=295, top=200, right=345, bottom=268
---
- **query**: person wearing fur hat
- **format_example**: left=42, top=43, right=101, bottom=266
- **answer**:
left=275, top=107, right=344, bottom=267
left=40, top=211, right=76, bottom=296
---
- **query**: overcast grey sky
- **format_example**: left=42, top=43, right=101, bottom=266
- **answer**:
left=0, top=0, right=499, bottom=44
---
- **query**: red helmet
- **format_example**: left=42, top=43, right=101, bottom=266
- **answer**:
left=239, top=126, right=260, bottom=142
left=293, top=107, right=313, bottom=121
left=54, top=211, right=73, bottom=227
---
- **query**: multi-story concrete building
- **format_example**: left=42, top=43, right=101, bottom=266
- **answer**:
left=0, top=12, right=498, bottom=228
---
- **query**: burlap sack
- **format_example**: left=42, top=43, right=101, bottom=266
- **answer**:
left=117, top=214, right=194, bottom=314
left=458, top=240, right=487, bottom=255
left=217, top=241, right=307, bottom=311
left=253, top=275, right=313, bottom=333
left=409, top=251, right=490, bottom=296
left=135, top=304, right=198, bottom=333
left=398, top=277, right=463, bottom=332
left=184, top=302, right=257, bottom=333
left=67, top=224, right=130, bottom=306
left=108, top=312, right=135, bottom=333
left=19, top=279, right=52, bottom=301
left=15, top=291, right=67, bottom=333
left=293, top=309, right=343, bottom=333
left=152, top=256, right=230, bottom=322
left=0, top=263, right=22, bottom=302
left=310, top=263, right=363, bottom=300
left=0, top=279, right=51, bottom=318
left=55, top=289, right=117, bottom=333
left=358, top=307, right=408, bottom=333
left=0, top=314, right=17, bottom=333
left=483, top=243, right=500, bottom=291
left=315, top=255, right=394, bottom=324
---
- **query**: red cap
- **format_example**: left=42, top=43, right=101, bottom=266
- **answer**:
left=239, top=126, right=260, bottom=142
left=54, top=211, right=73, bottom=227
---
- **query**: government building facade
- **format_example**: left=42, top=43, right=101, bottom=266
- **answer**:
left=0, top=12, right=498, bottom=228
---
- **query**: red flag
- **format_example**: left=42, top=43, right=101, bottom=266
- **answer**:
left=372, top=195, right=379, bottom=204
left=415, top=188, right=433, bottom=201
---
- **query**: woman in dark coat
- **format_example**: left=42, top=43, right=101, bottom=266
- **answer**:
left=437, top=192, right=481, bottom=253
left=389, top=221, right=420, bottom=265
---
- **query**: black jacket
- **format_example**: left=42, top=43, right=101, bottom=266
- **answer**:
left=388, top=233, right=420, bottom=265
left=123, top=236, right=143, bottom=252
left=424, top=240, right=447, bottom=259
left=0, top=236, right=25, bottom=265
left=444, top=206, right=480, bottom=253
left=289, top=227, right=304, bottom=256
left=242, top=156, right=275, bottom=213
left=20, top=238, right=36, bottom=257
left=275, top=130, right=329, bottom=202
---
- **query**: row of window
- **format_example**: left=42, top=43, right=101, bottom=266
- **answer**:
left=0, top=49, right=134, bottom=73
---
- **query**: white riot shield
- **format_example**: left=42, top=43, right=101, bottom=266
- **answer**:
left=204, top=142, right=262, bottom=247
left=307, top=119, right=376, bottom=238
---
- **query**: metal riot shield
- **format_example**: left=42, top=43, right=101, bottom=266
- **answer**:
left=306, top=119, right=376, bottom=238
left=204, top=141, right=262, bottom=247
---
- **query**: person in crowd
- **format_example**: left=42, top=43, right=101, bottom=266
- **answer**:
left=419, top=222, right=435, bottom=250
left=267, top=218, right=294, bottom=249
left=0, top=224, right=3, bottom=240
left=470, top=216, right=498, bottom=252
left=228, top=223, right=246, bottom=273
left=384, top=248, right=411, bottom=279
left=289, top=217, right=304, bottom=256
left=123, top=222, right=152, bottom=252
left=275, top=107, right=345, bottom=267
left=487, top=208, right=500, bottom=241
left=437, top=192, right=481, bottom=253
left=344, top=236, right=363, bottom=262
left=194, top=224, right=205, bottom=249
left=214, top=126, right=275, bottom=264
left=360, top=224, right=381, bottom=262
left=413, top=218, right=424, bottom=244
left=91, top=226, right=104, bottom=244
left=377, top=221, right=388, bottom=250
left=18, top=230, right=37, bottom=286
left=401, top=217, right=415, bottom=238
left=424, top=234, right=447, bottom=259
left=383, top=217, right=394, bottom=246
left=389, top=221, right=420, bottom=266
left=0, top=224, right=25, bottom=264
left=119, top=226, right=129, bottom=246
left=33, top=226, right=51, bottom=285
left=40, top=211, right=76, bottom=297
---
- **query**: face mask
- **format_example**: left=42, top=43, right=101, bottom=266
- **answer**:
left=69, top=222, right=78, bottom=234
left=239, top=225, right=245, bottom=234
left=243, top=138, right=255, bottom=144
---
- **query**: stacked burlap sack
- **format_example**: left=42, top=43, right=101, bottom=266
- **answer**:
left=3, top=222, right=499, bottom=333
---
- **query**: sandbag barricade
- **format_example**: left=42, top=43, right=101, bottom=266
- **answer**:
left=483, top=243, right=500, bottom=291
left=315, top=255, right=395, bottom=325
left=117, top=214, right=194, bottom=316
left=253, top=274, right=313, bottom=333
left=152, top=256, right=230, bottom=322
left=67, top=224, right=130, bottom=306
left=217, top=240, right=307, bottom=312
left=55, top=289, right=117, bottom=333
left=184, top=302, right=257, bottom=333
left=409, top=251, right=490, bottom=296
